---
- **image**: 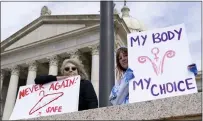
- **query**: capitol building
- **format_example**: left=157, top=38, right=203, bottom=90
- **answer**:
left=0, top=3, right=201, bottom=120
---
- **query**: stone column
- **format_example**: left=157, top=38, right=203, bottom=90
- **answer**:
left=48, top=55, right=59, bottom=76
left=26, top=61, right=38, bottom=85
left=90, top=44, right=99, bottom=98
left=2, top=66, right=20, bottom=120
left=1, top=70, right=5, bottom=117
left=0, top=70, right=4, bottom=96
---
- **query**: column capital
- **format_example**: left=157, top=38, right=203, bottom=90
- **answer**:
left=68, top=50, right=81, bottom=59
left=47, top=55, right=59, bottom=66
left=1, top=70, right=5, bottom=80
left=1, top=70, right=5, bottom=77
left=89, top=44, right=99, bottom=55
left=26, top=60, right=38, bottom=71
left=10, top=66, right=20, bottom=76
left=115, top=40, right=120, bottom=50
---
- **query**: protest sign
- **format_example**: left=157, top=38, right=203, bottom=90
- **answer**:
left=9, top=75, right=81, bottom=120
left=128, top=24, right=198, bottom=103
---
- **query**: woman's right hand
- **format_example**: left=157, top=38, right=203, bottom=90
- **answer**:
left=125, top=68, right=135, bottom=83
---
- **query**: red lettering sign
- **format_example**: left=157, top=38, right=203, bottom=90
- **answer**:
left=49, top=77, right=77, bottom=91
left=46, top=106, right=62, bottom=113
left=19, top=85, right=45, bottom=99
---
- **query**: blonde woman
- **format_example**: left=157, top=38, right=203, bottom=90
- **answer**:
left=35, top=58, right=98, bottom=111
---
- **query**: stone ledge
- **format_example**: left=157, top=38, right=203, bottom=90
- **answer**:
left=26, top=92, right=201, bottom=120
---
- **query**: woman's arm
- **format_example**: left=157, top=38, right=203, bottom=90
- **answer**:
left=109, top=82, right=129, bottom=105
left=109, top=68, right=135, bottom=105
left=35, top=75, right=57, bottom=84
left=35, top=75, right=71, bottom=84
left=82, top=80, right=98, bottom=109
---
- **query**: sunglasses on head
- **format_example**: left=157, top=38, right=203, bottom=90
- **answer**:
left=64, top=67, right=77, bottom=71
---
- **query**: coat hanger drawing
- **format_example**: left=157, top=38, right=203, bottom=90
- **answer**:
left=29, top=90, right=64, bottom=115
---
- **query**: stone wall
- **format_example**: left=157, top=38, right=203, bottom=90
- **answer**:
left=25, top=92, right=202, bottom=120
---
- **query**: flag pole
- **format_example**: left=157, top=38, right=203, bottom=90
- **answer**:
left=99, top=1, right=115, bottom=107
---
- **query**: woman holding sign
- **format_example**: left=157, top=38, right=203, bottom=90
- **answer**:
left=35, top=58, right=98, bottom=111
left=109, top=47, right=198, bottom=105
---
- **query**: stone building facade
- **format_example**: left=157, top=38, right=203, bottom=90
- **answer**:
left=0, top=4, right=201, bottom=120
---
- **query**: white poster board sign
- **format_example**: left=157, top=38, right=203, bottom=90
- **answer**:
left=9, top=75, right=81, bottom=120
left=128, top=24, right=198, bottom=103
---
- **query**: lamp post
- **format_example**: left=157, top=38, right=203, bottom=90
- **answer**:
left=99, top=1, right=115, bottom=107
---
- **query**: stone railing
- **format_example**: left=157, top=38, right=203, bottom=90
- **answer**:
left=26, top=92, right=202, bottom=120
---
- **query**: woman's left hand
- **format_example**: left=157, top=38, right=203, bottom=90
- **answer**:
left=188, top=63, right=198, bottom=76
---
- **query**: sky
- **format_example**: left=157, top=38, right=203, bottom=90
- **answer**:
left=1, top=1, right=202, bottom=70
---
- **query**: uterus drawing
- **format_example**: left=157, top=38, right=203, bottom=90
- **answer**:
left=29, top=90, right=64, bottom=116
left=138, top=47, right=176, bottom=76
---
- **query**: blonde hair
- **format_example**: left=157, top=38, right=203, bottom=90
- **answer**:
left=60, top=58, right=88, bottom=80
left=115, top=67, right=124, bottom=82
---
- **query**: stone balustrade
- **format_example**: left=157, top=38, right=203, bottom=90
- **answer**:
left=25, top=92, right=202, bottom=120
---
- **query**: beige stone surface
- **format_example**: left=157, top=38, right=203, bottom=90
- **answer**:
left=23, top=92, right=201, bottom=120
left=5, top=24, right=85, bottom=51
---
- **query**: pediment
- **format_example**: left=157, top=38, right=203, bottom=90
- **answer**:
left=1, top=15, right=101, bottom=51
left=5, top=23, right=86, bottom=51
left=1, top=14, right=130, bottom=52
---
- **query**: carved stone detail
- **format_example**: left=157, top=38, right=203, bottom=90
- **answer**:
left=26, top=61, right=38, bottom=71
left=47, top=55, right=59, bottom=66
left=115, top=41, right=120, bottom=50
left=10, top=66, right=20, bottom=76
left=89, top=44, right=99, bottom=55
left=68, top=50, right=81, bottom=60
left=113, top=2, right=119, bottom=14
left=41, top=6, right=51, bottom=16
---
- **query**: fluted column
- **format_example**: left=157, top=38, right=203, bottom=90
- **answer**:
left=48, top=55, right=59, bottom=76
left=90, top=44, right=99, bottom=97
left=26, top=61, right=38, bottom=85
left=2, top=66, right=20, bottom=120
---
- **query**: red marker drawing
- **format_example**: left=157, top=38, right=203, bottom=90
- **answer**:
left=29, top=90, right=64, bottom=115
left=138, top=47, right=175, bottom=76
